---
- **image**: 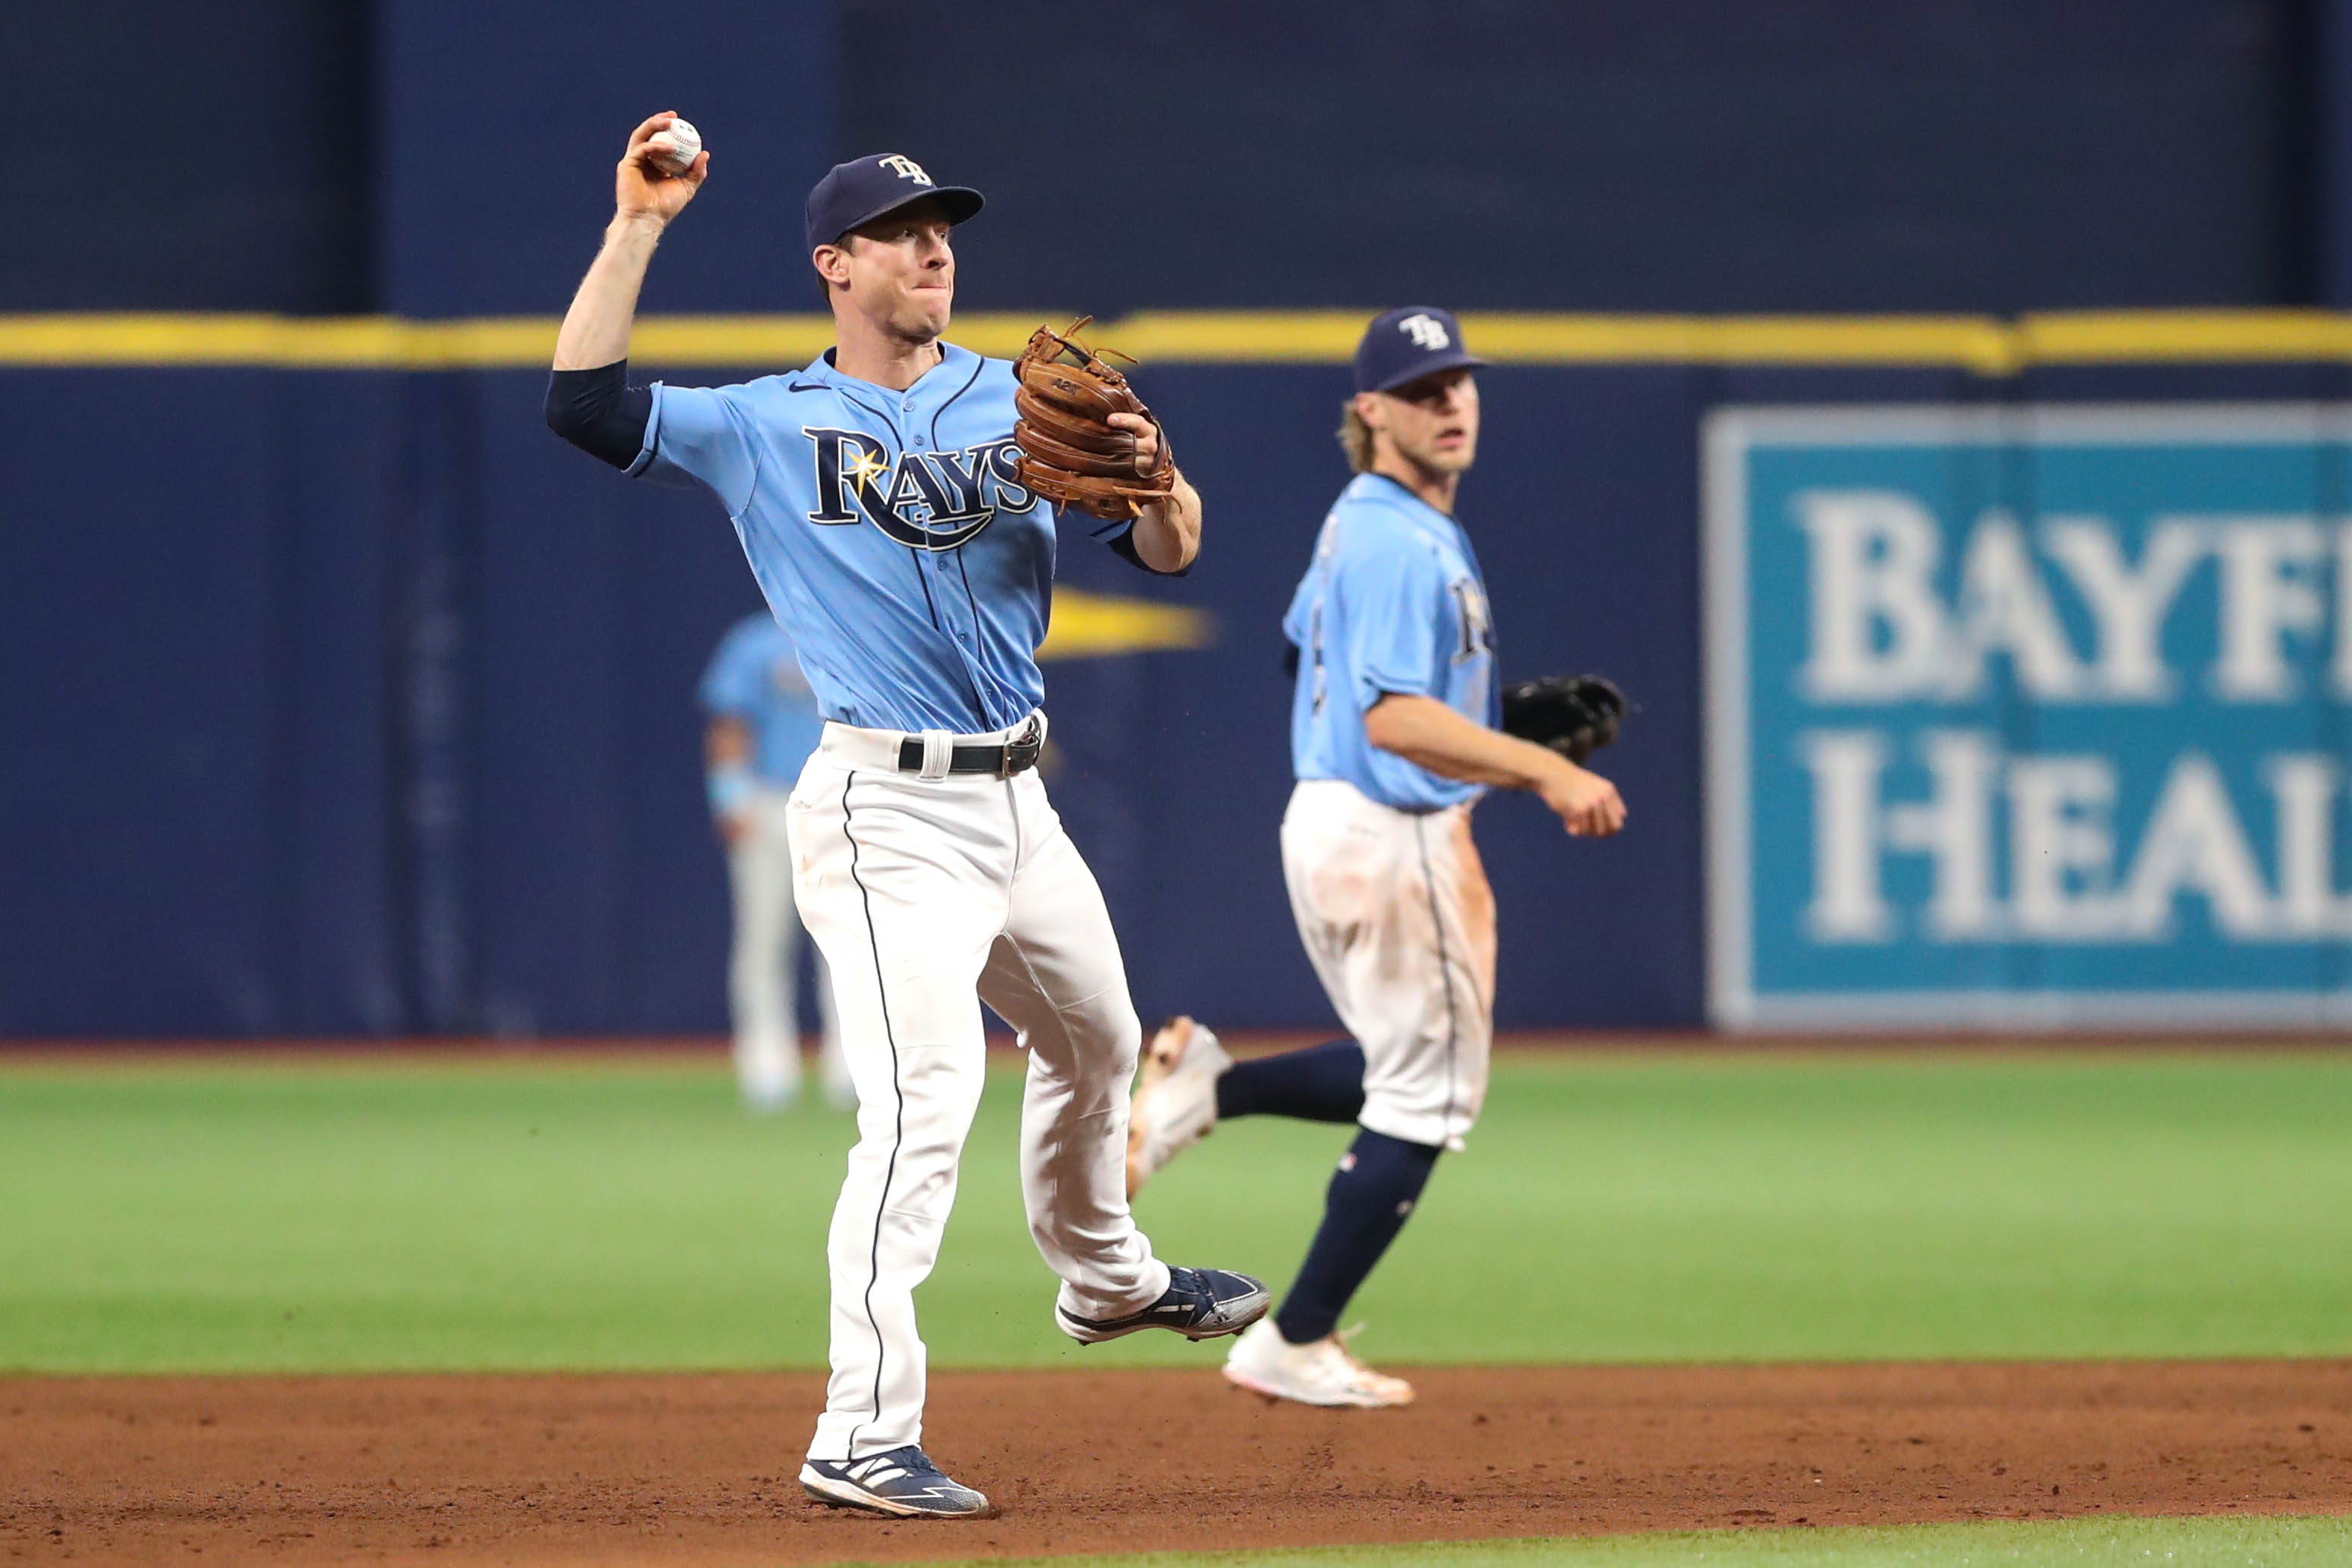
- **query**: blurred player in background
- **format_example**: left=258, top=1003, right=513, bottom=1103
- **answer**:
left=1124, top=308, right=1626, bottom=1408
left=700, top=612, right=850, bottom=1113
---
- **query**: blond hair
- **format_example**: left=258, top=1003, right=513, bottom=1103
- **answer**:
left=1337, top=399, right=1376, bottom=473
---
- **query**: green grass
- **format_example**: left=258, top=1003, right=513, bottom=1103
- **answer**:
left=2, top=1051, right=2350, bottom=1372
left=887, top=1513, right=2352, bottom=1566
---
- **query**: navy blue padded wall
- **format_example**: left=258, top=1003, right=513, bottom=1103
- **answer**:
left=13, top=354, right=2352, bottom=1037
left=374, top=0, right=836, bottom=317
left=2, top=0, right=372, bottom=311
left=468, top=372, right=765, bottom=1037
left=0, top=371, right=399, bottom=1035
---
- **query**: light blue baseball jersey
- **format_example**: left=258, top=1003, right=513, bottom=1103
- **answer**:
left=634, top=343, right=1138, bottom=734
left=1282, top=473, right=1499, bottom=812
left=697, top=613, right=826, bottom=784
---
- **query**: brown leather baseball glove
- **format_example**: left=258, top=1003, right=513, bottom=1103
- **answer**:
left=1011, top=317, right=1176, bottom=521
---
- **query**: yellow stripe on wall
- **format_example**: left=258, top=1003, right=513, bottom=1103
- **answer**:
left=1035, top=588, right=1214, bottom=661
left=2016, top=310, right=2352, bottom=364
left=7, top=309, right=2352, bottom=371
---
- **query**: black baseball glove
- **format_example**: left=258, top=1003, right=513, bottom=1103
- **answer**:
left=1499, top=674, right=1627, bottom=765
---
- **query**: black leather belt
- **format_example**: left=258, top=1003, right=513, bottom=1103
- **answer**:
left=896, top=718, right=1044, bottom=778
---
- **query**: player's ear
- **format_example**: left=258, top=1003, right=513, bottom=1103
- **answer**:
left=1352, top=391, right=1387, bottom=432
left=813, top=243, right=850, bottom=294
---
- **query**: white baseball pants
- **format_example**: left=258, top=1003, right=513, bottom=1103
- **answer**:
left=725, top=788, right=847, bottom=1106
left=786, top=716, right=1169, bottom=1461
left=1281, top=778, right=1498, bottom=1151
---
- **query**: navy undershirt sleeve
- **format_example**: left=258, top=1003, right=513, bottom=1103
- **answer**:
left=1104, top=522, right=1191, bottom=577
left=544, top=360, right=654, bottom=471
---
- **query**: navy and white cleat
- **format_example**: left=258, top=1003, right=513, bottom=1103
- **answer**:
left=1056, top=1266, right=1271, bottom=1344
left=799, top=1445, right=991, bottom=1518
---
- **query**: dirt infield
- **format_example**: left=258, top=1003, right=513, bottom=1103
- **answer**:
left=5, top=1362, right=2347, bottom=1566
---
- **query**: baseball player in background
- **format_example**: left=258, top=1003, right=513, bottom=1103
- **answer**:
left=1124, top=308, right=1626, bottom=1407
left=544, top=114, right=1268, bottom=1519
left=700, top=612, right=850, bottom=1112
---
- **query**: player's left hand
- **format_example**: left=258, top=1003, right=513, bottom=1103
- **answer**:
left=1010, top=318, right=1176, bottom=519
left=1107, top=412, right=1170, bottom=479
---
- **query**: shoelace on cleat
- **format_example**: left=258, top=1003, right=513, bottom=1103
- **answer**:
left=1166, top=1268, right=1203, bottom=1319
left=1332, top=1323, right=1383, bottom=1376
left=849, top=1446, right=942, bottom=1485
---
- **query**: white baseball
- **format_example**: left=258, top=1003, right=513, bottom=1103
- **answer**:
left=647, top=117, right=703, bottom=176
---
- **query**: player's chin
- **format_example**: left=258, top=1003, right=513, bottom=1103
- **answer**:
left=899, top=293, right=954, bottom=337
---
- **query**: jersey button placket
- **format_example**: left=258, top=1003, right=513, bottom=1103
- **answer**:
left=941, top=571, right=985, bottom=712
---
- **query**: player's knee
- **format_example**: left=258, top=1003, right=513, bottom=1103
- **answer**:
left=1050, top=990, right=1141, bottom=1075
left=1101, top=1006, right=1143, bottom=1077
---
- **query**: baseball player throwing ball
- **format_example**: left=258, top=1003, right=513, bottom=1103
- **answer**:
left=545, top=113, right=1267, bottom=1519
left=1125, top=308, right=1627, bottom=1408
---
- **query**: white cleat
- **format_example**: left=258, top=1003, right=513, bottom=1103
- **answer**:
left=1126, top=1016, right=1232, bottom=1197
left=1221, top=1319, right=1417, bottom=1408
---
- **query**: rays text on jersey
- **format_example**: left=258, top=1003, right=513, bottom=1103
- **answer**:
left=802, top=428, right=1037, bottom=551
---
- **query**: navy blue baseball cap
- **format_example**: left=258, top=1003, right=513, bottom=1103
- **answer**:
left=804, top=153, right=984, bottom=255
left=1353, top=306, right=1488, bottom=393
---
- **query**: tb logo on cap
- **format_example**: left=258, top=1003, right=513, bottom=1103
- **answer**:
left=877, top=155, right=935, bottom=186
left=1397, top=313, right=1452, bottom=350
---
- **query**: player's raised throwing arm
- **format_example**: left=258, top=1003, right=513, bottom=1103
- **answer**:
left=553, top=113, right=709, bottom=371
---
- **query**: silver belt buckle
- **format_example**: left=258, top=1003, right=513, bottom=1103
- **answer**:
left=999, top=716, right=1041, bottom=779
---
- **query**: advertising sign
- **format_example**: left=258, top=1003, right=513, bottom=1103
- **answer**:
left=1705, top=405, right=2352, bottom=1027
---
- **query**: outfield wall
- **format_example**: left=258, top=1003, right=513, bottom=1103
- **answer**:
left=6, top=315, right=2352, bottom=1037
